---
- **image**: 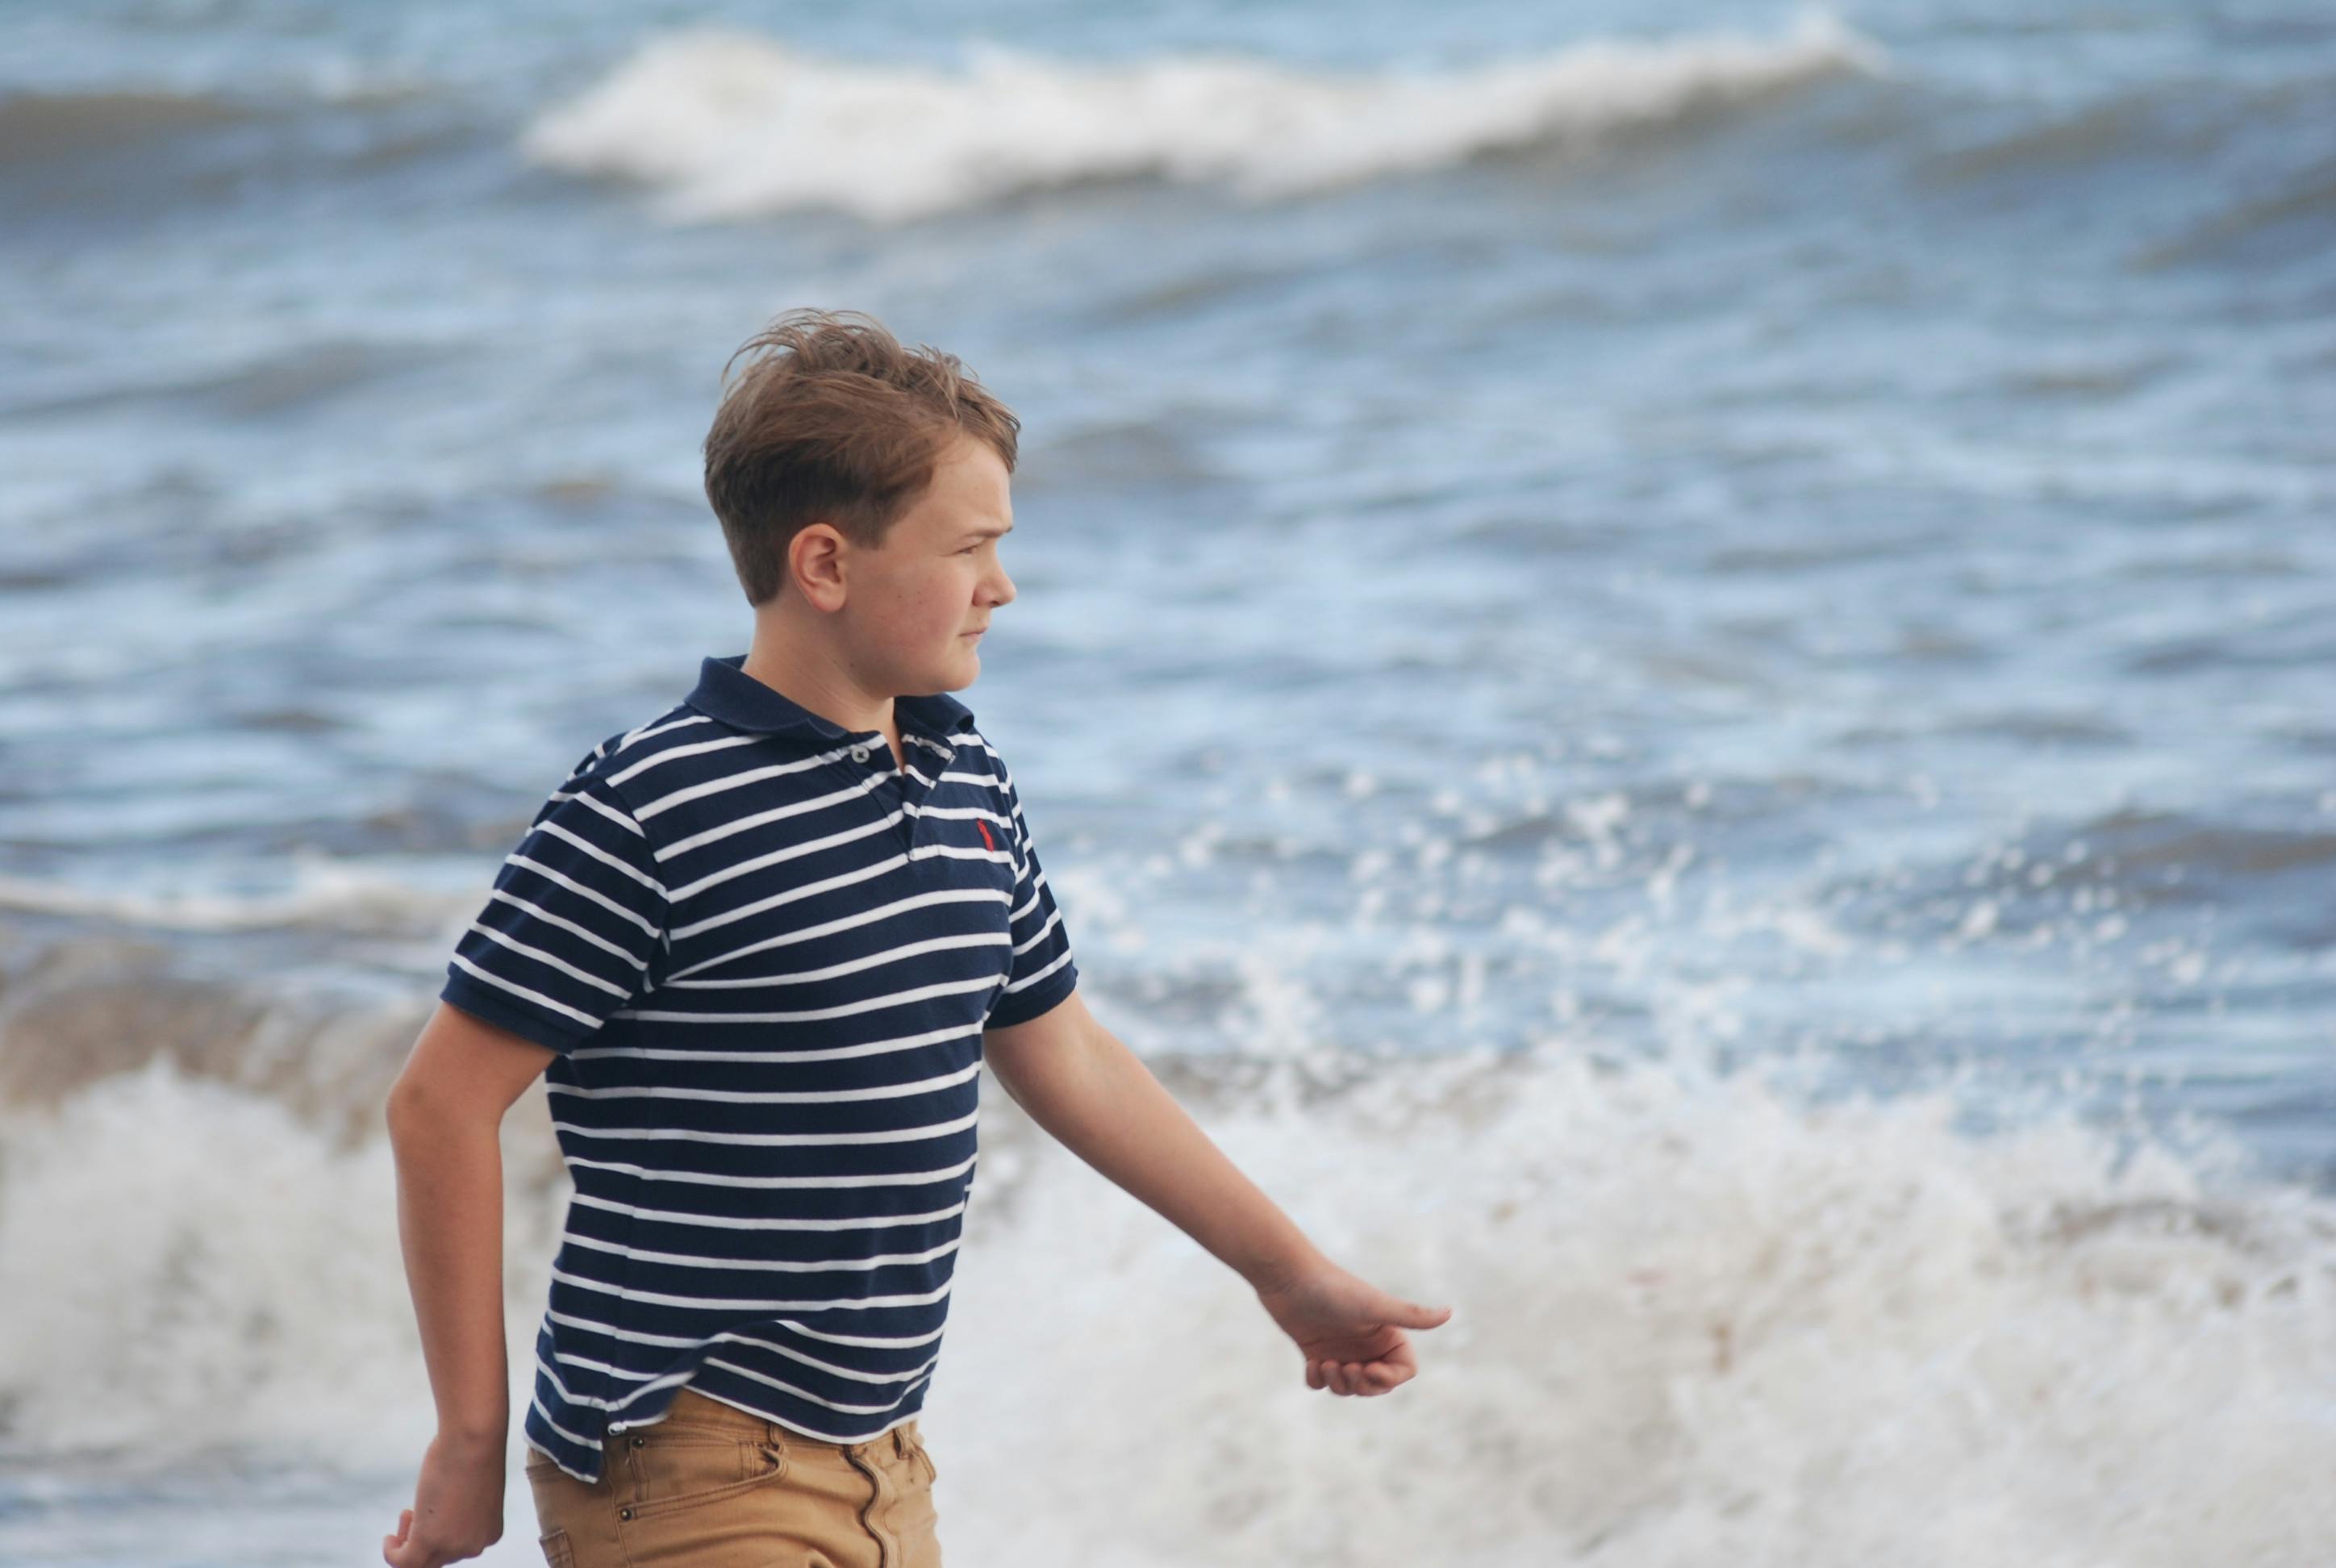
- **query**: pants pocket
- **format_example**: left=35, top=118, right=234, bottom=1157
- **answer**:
left=615, top=1433, right=801, bottom=1566
left=537, top=1528, right=577, bottom=1568
left=624, top=1430, right=787, bottom=1522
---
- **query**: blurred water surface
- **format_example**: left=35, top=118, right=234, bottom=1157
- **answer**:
left=1, top=2, right=2332, bottom=1563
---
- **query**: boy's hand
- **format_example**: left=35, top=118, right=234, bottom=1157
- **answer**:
left=1253, top=1257, right=1454, bottom=1396
left=382, top=1430, right=505, bottom=1566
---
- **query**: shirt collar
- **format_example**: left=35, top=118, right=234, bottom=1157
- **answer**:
left=684, top=654, right=975, bottom=746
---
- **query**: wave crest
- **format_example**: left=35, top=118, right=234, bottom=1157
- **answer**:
left=520, top=10, right=1888, bottom=223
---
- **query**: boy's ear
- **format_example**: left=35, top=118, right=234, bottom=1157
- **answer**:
left=787, top=522, right=853, bottom=609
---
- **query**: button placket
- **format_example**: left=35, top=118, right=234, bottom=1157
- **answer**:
left=892, top=736, right=941, bottom=853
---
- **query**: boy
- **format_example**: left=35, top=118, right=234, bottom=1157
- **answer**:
left=383, top=309, right=1453, bottom=1568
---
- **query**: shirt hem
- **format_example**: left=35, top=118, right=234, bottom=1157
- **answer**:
left=985, top=964, right=1078, bottom=1032
left=522, top=1433, right=602, bottom=1486
left=439, top=973, right=593, bottom=1055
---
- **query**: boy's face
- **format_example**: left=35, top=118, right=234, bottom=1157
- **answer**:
left=840, top=431, right=1018, bottom=699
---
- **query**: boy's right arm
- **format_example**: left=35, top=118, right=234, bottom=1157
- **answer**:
left=381, top=1001, right=557, bottom=1568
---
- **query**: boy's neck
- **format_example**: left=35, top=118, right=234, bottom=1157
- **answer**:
left=739, top=614, right=895, bottom=744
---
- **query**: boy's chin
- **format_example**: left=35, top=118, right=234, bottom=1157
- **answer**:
left=929, top=645, right=979, bottom=689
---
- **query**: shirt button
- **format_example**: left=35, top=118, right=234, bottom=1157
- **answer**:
left=849, top=744, right=870, bottom=763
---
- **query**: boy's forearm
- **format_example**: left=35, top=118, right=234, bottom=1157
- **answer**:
left=993, top=1024, right=1326, bottom=1290
left=386, top=1093, right=512, bottom=1445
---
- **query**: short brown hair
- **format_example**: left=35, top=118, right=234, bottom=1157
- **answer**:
left=703, top=308, right=1022, bottom=606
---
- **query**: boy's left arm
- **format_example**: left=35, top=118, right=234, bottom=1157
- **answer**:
left=983, top=990, right=1455, bottom=1398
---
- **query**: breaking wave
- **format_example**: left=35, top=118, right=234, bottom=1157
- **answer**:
left=521, top=10, right=1888, bottom=223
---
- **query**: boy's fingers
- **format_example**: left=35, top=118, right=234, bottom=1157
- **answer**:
left=1308, top=1357, right=1416, bottom=1395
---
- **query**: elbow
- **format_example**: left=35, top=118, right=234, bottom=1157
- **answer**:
left=382, top=1066, right=460, bottom=1147
left=383, top=1074, right=424, bottom=1145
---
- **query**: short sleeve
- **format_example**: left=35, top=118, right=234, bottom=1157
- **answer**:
left=984, top=766, right=1078, bottom=1030
left=440, top=757, right=669, bottom=1053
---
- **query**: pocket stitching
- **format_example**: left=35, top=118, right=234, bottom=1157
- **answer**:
left=621, top=1439, right=787, bottom=1524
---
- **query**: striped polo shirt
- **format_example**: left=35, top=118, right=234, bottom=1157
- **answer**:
left=438, top=653, right=1078, bottom=1483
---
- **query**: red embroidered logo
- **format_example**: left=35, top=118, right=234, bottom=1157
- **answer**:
left=977, top=820, right=996, bottom=852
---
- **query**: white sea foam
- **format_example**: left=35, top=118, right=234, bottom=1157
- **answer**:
left=1, top=1044, right=2328, bottom=1562
left=520, top=10, right=1888, bottom=223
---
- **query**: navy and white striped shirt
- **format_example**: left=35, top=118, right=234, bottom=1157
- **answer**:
left=439, top=653, right=1078, bottom=1483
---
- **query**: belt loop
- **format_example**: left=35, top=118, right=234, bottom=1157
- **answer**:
left=891, top=1428, right=910, bottom=1460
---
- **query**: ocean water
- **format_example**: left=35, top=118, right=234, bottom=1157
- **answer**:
left=2, top=1, right=2333, bottom=1562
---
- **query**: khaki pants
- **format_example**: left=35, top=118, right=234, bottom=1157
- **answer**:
left=524, top=1387, right=942, bottom=1567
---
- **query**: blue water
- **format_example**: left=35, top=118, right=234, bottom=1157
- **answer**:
left=2, top=2, right=2332, bottom=1563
